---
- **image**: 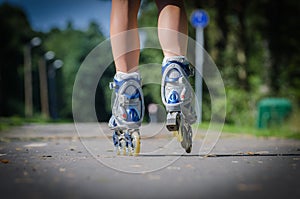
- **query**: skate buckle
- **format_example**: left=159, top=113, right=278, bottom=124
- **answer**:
left=166, top=112, right=180, bottom=131
left=109, top=82, right=116, bottom=89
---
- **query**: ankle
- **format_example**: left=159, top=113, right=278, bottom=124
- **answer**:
left=114, top=71, right=141, bottom=81
left=162, top=56, right=188, bottom=66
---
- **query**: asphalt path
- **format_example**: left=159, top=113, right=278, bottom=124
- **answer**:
left=0, top=123, right=299, bottom=199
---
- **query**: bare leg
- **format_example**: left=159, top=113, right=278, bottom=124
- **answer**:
left=155, top=0, right=188, bottom=57
left=156, top=1, right=194, bottom=153
left=110, top=0, right=141, bottom=73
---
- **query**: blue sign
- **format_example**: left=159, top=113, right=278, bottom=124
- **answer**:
left=190, top=9, right=209, bottom=28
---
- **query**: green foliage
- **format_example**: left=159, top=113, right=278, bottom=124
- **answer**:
left=43, top=22, right=105, bottom=118
left=225, top=88, right=256, bottom=126
left=186, top=0, right=300, bottom=129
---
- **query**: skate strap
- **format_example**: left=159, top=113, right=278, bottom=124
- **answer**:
left=162, top=60, right=194, bottom=77
left=123, top=91, right=141, bottom=100
left=109, top=78, right=142, bottom=93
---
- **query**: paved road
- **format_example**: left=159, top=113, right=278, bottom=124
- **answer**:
left=0, top=123, right=299, bottom=199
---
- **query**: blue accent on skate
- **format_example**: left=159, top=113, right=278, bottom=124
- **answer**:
left=162, top=60, right=193, bottom=77
left=124, top=90, right=141, bottom=100
left=112, top=118, right=117, bottom=127
left=125, top=132, right=133, bottom=148
left=113, top=78, right=141, bottom=93
left=126, top=107, right=140, bottom=122
left=168, top=90, right=180, bottom=104
left=112, top=131, right=120, bottom=146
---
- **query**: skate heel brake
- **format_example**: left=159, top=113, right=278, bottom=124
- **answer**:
left=166, top=112, right=181, bottom=131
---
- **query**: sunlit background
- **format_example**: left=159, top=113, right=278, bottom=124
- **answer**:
left=0, top=0, right=111, bottom=35
left=0, top=0, right=299, bottom=138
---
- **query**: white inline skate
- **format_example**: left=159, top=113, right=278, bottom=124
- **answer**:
left=108, top=72, right=144, bottom=156
left=161, top=56, right=196, bottom=153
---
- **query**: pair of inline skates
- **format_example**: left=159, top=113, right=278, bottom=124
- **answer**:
left=108, top=56, right=197, bottom=155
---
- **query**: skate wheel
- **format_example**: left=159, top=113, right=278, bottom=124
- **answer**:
left=180, top=122, right=192, bottom=153
left=172, top=131, right=178, bottom=137
left=122, top=148, right=127, bottom=156
left=131, top=131, right=140, bottom=156
left=119, top=139, right=127, bottom=156
left=113, top=131, right=122, bottom=155
left=127, top=145, right=133, bottom=156
left=172, top=131, right=183, bottom=142
left=177, top=131, right=183, bottom=142
left=115, top=146, right=121, bottom=155
left=185, top=146, right=192, bottom=153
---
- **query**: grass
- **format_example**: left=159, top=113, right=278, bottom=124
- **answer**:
left=198, top=120, right=300, bottom=140
left=0, top=116, right=24, bottom=131
left=197, top=109, right=300, bottom=139
left=0, top=116, right=72, bottom=131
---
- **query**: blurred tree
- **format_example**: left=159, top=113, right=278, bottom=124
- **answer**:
left=189, top=0, right=299, bottom=124
left=0, top=3, right=33, bottom=116
left=43, top=21, right=106, bottom=119
left=262, top=0, right=300, bottom=104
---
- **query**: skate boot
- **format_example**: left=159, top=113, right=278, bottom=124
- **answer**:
left=161, top=56, right=196, bottom=153
left=108, top=71, right=144, bottom=156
